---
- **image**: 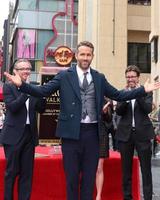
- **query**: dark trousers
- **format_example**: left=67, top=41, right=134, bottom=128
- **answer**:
left=62, top=123, right=99, bottom=200
left=3, top=125, right=35, bottom=200
left=119, top=133, right=153, bottom=200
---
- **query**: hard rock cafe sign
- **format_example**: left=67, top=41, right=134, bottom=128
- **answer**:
left=47, top=46, right=74, bottom=66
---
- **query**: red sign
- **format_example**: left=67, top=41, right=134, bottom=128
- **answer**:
left=47, top=46, right=74, bottom=66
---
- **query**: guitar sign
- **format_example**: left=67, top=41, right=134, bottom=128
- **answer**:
left=47, top=46, right=74, bottom=66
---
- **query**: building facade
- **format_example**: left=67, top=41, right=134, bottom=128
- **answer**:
left=2, top=0, right=78, bottom=83
left=78, top=0, right=151, bottom=89
left=150, top=0, right=160, bottom=105
left=2, top=0, right=152, bottom=88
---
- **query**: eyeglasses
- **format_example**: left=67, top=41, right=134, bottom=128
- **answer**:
left=15, top=68, right=32, bottom=71
left=125, top=76, right=138, bottom=79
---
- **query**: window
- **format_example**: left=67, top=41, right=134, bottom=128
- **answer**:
left=128, top=43, right=151, bottom=73
left=19, top=0, right=37, bottom=10
left=37, top=30, right=53, bottom=60
left=151, top=36, right=158, bottom=63
left=38, top=0, right=65, bottom=12
left=128, top=0, right=151, bottom=5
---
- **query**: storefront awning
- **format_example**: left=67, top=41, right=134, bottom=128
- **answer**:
left=40, top=66, right=69, bottom=75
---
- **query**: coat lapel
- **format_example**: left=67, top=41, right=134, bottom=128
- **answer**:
left=67, top=66, right=81, bottom=101
left=91, top=69, right=101, bottom=113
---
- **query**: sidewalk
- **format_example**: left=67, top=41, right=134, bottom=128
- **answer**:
left=140, top=152, right=160, bottom=200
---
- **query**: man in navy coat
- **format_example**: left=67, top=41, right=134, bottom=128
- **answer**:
left=4, top=41, right=160, bottom=200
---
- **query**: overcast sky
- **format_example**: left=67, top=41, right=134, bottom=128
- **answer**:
left=0, top=0, right=15, bottom=39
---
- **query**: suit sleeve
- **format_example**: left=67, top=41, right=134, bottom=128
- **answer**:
left=3, top=83, right=28, bottom=113
left=136, top=92, right=153, bottom=114
left=20, top=72, right=61, bottom=97
left=102, top=75, right=146, bottom=101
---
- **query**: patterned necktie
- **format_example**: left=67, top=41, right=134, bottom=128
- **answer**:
left=82, top=72, right=89, bottom=91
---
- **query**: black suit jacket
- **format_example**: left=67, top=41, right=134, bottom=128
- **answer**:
left=19, top=66, right=146, bottom=140
left=115, top=92, right=155, bottom=142
left=0, top=83, right=46, bottom=145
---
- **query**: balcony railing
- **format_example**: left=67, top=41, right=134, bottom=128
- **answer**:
left=128, top=0, right=151, bottom=6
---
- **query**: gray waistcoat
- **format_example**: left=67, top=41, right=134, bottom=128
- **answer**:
left=80, top=80, right=97, bottom=121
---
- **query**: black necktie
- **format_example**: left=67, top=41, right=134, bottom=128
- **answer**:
left=82, top=72, right=88, bottom=90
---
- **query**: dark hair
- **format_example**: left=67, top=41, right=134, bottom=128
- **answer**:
left=125, top=65, right=140, bottom=77
left=14, top=59, right=31, bottom=69
left=76, top=41, right=94, bottom=53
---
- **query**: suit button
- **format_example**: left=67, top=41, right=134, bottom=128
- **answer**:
left=70, top=114, right=74, bottom=118
left=72, top=102, right=75, bottom=105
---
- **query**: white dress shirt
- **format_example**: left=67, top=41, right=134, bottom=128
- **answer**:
left=76, top=65, right=92, bottom=86
left=131, top=99, right=136, bottom=127
left=25, top=98, right=30, bottom=124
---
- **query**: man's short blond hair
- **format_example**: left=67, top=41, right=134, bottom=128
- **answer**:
left=14, top=59, right=31, bottom=69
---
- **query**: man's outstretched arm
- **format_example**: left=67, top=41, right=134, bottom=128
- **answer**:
left=4, top=71, right=160, bottom=93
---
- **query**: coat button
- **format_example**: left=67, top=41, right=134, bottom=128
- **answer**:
left=70, top=114, right=74, bottom=118
left=72, top=102, right=75, bottom=105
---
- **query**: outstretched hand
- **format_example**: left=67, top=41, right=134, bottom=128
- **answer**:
left=144, top=78, right=160, bottom=92
left=102, top=102, right=110, bottom=113
left=4, top=71, right=22, bottom=87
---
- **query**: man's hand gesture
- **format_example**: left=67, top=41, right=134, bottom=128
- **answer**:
left=144, top=79, right=160, bottom=93
left=4, top=71, right=22, bottom=87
